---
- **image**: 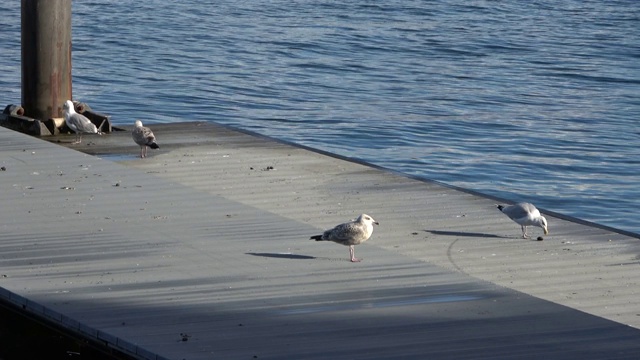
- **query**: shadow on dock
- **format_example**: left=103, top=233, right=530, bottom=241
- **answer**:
left=426, top=229, right=505, bottom=238
left=246, top=252, right=317, bottom=260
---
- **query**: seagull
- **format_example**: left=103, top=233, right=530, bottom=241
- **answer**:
left=310, top=214, right=379, bottom=262
left=62, top=100, right=100, bottom=144
left=132, top=120, right=160, bottom=158
left=497, top=202, right=549, bottom=238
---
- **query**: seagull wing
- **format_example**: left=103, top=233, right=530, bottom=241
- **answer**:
left=503, top=203, right=540, bottom=223
left=133, top=126, right=157, bottom=146
left=68, top=113, right=97, bottom=134
left=324, top=222, right=367, bottom=245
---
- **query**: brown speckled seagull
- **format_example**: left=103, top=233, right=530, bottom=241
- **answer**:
left=310, top=214, right=379, bottom=262
left=132, top=120, right=160, bottom=158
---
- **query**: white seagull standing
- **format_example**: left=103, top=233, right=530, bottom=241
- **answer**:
left=132, top=120, right=160, bottom=158
left=62, top=100, right=100, bottom=144
left=310, top=214, right=379, bottom=262
left=497, top=202, right=549, bottom=238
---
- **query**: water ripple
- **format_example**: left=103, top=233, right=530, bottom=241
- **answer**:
left=0, top=0, right=638, bottom=234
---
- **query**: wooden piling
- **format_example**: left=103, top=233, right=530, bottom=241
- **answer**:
left=21, top=0, right=72, bottom=121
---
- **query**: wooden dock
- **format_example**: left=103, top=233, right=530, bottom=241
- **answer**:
left=1, top=122, right=639, bottom=359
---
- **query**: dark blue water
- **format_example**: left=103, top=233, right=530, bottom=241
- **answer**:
left=1, top=1, right=639, bottom=235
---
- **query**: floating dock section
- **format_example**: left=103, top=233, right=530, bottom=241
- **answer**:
left=1, top=122, right=639, bottom=359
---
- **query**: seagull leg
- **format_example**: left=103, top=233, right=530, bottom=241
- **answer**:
left=521, top=225, right=529, bottom=239
left=139, top=146, right=144, bottom=158
left=349, top=245, right=361, bottom=262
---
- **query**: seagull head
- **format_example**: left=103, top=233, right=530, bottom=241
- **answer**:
left=134, top=120, right=143, bottom=127
left=62, top=100, right=75, bottom=114
left=539, top=216, right=549, bottom=235
left=358, top=214, right=379, bottom=226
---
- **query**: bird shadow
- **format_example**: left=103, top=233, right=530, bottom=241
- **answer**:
left=426, top=230, right=505, bottom=238
left=246, top=252, right=317, bottom=260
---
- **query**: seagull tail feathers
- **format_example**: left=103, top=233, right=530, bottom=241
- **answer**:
left=310, top=235, right=323, bottom=241
left=149, top=143, right=160, bottom=149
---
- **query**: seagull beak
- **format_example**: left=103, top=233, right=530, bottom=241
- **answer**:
left=374, top=221, right=379, bottom=226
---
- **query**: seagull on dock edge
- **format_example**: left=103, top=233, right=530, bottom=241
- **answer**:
left=497, top=202, right=548, bottom=238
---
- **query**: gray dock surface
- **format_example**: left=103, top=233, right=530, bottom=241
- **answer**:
left=1, top=122, right=639, bottom=359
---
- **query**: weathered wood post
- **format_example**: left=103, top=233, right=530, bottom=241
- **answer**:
left=1, top=0, right=110, bottom=136
left=21, top=0, right=72, bottom=121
